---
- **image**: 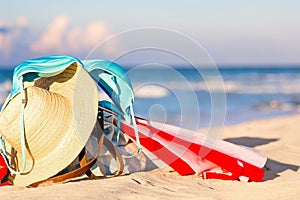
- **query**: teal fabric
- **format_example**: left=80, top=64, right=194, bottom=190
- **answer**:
left=82, top=59, right=134, bottom=118
left=85, top=60, right=141, bottom=154
left=2, top=55, right=81, bottom=110
left=99, top=100, right=123, bottom=115
left=99, top=100, right=142, bottom=157
left=4, top=56, right=135, bottom=115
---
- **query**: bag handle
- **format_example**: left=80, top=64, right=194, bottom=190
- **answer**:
left=28, top=132, right=104, bottom=187
left=79, top=110, right=124, bottom=180
left=28, top=117, right=125, bottom=187
left=79, top=135, right=125, bottom=179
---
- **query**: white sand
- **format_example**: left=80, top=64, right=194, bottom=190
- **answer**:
left=0, top=114, right=299, bottom=199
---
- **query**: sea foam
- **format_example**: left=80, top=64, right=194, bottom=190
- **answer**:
left=134, top=84, right=170, bottom=98
left=161, top=77, right=300, bottom=95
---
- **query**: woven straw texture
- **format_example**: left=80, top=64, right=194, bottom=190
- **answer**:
left=0, top=62, right=98, bottom=186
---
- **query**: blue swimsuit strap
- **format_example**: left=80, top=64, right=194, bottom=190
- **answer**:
left=83, top=60, right=142, bottom=156
left=82, top=60, right=134, bottom=115
left=99, top=100, right=142, bottom=158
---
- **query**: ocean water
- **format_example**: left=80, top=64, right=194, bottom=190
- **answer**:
left=0, top=68, right=13, bottom=108
left=127, top=66, right=300, bottom=129
left=1, top=66, right=300, bottom=129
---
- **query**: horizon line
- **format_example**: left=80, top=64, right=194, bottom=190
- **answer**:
left=1, top=63, right=300, bottom=70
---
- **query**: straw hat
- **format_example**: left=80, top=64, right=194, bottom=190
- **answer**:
left=0, top=62, right=98, bottom=186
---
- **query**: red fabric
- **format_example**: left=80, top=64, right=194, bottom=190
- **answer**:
left=120, top=118, right=264, bottom=182
left=120, top=122, right=195, bottom=175
left=138, top=120, right=264, bottom=182
left=239, top=160, right=264, bottom=182
left=0, top=155, right=9, bottom=186
left=202, top=170, right=237, bottom=180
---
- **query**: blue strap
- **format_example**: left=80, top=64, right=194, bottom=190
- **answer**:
left=0, top=136, right=25, bottom=174
left=99, top=101, right=142, bottom=158
left=83, top=60, right=143, bottom=156
left=18, top=77, right=27, bottom=174
left=0, top=77, right=27, bottom=174
left=129, top=104, right=142, bottom=156
left=99, top=101, right=122, bottom=143
left=82, top=60, right=134, bottom=118
left=99, top=100, right=123, bottom=116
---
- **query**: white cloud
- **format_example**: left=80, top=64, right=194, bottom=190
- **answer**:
left=0, top=17, right=29, bottom=54
left=31, top=15, right=117, bottom=56
left=31, top=15, right=69, bottom=52
left=0, top=16, right=118, bottom=65
left=0, top=34, right=10, bottom=52
left=85, top=22, right=109, bottom=48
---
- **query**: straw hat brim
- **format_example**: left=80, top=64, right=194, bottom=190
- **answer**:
left=0, top=62, right=98, bottom=186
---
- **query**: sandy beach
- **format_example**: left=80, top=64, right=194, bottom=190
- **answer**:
left=0, top=114, right=299, bottom=200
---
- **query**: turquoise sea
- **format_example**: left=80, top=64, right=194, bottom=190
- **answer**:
left=1, top=66, right=300, bottom=129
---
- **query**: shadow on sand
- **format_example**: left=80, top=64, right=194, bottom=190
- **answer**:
left=224, top=137, right=299, bottom=181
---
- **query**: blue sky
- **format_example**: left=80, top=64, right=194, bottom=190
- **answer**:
left=0, top=0, right=300, bottom=67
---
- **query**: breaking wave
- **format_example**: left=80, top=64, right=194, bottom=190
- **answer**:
left=142, top=76, right=300, bottom=95
left=134, top=84, right=170, bottom=98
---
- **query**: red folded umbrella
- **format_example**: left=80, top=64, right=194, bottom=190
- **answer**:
left=119, top=121, right=195, bottom=176
left=119, top=117, right=266, bottom=182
